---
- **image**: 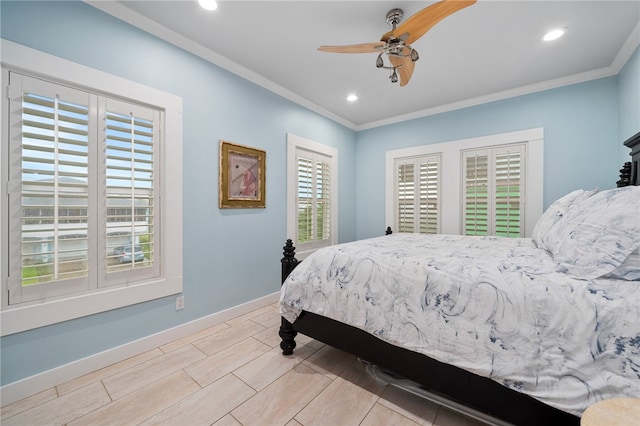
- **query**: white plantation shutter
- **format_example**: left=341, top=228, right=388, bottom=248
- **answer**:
left=315, top=160, right=331, bottom=242
left=494, top=146, right=523, bottom=237
left=463, top=150, right=489, bottom=236
left=287, top=134, right=337, bottom=255
left=297, top=156, right=313, bottom=243
left=296, top=148, right=331, bottom=250
left=104, top=98, right=159, bottom=284
left=420, top=160, right=439, bottom=234
left=6, top=73, right=161, bottom=304
left=463, top=144, right=525, bottom=237
left=395, top=155, right=440, bottom=234
left=8, top=75, right=95, bottom=304
left=397, top=162, right=415, bottom=232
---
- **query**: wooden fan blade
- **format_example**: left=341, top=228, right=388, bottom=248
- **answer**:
left=318, top=42, right=385, bottom=54
left=389, top=51, right=415, bottom=87
left=391, top=0, right=476, bottom=45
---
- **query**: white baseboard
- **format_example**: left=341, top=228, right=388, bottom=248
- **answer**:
left=0, top=292, right=280, bottom=406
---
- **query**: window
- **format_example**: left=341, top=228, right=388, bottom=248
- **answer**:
left=103, top=99, right=160, bottom=285
left=297, top=151, right=331, bottom=245
left=463, top=145, right=525, bottom=237
left=8, top=76, right=94, bottom=304
left=385, top=129, right=543, bottom=237
left=7, top=78, right=161, bottom=305
left=394, top=155, right=440, bottom=233
left=287, top=134, right=338, bottom=256
left=1, top=40, right=183, bottom=335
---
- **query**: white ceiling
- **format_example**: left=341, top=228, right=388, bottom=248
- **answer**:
left=88, top=1, right=640, bottom=130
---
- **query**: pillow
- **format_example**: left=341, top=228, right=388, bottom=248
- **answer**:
left=532, top=189, right=597, bottom=251
left=548, top=186, right=640, bottom=280
left=606, top=248, right=640, bottom=281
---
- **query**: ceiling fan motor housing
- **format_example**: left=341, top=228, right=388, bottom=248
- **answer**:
left=386, top=8, right=404, bottom=27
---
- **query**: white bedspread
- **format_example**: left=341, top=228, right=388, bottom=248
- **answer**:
left=279, top=233, right=640, bottom=416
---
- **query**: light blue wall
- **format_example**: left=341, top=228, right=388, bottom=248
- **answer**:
left=354, top=77, right=623, bottom=239
left=1, top=1, right=638, bottom=389
left=618, top=46, right=640, bottom=160
left=0, top=1, right=356, bottom=385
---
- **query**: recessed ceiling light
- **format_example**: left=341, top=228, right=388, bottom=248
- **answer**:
left=346, top=94, right=358, bottom=102
left=543, top=28, right=566, bottom=42
left=198, top=0, right=218, bottom=11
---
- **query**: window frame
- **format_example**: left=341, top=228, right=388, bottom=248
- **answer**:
left=286, top=133, right=338, bottom=259
left=462, top=144, right=526, bottom=237
left=1, top=39, right=183, bottom=336
left=385, top=128, right=543, bottom=236
left=393, top=154, right=441, bottom=234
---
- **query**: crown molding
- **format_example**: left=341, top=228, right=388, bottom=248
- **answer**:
left=85, top=1, right=639, bottom=133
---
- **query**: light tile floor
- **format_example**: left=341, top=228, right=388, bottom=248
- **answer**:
left=1, top=303, right=489, bottom=426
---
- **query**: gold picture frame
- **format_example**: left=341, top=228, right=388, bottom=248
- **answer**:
left=219, top=140, right=266, bottom=208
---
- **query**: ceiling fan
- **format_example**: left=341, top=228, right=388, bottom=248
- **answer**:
left=318, top=0, right=477, bottom=86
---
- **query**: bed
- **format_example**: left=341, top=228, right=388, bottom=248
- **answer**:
left=279, top=132, right=640, bottom=426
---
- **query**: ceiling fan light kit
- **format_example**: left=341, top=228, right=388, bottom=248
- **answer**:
left=318, top=0, right=477, bottom=86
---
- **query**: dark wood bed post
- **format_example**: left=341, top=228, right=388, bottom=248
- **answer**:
left=279, top=239, right=298, bottom=355
left=622, top=131, right=640, bottom=186
left=617, top=162, right=632, bottom=187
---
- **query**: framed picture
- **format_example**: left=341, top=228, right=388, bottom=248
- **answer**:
left=219, top=140, right=266, bottom=208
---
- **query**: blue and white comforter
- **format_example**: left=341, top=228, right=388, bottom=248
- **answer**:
left=279, top=233, right=640, bottom=416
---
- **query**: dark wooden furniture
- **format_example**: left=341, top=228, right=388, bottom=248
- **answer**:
left=279, top=240, right=578, bottom=425
left=279, top=136, right=640, bottom=426
left=621, top=131, right=640, bottom=186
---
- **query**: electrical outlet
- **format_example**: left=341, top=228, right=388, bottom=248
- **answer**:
left=175, top=295, right=185, bottom=310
